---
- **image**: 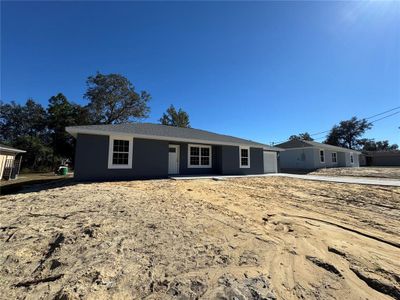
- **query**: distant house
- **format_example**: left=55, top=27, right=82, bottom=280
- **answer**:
left=0, top=144, right=26, bottom=180
left=276, top=139, right=360, bottom=171
left=66, top=123, right=282, bottom=181
left=360, top=151, right=400, bottom=167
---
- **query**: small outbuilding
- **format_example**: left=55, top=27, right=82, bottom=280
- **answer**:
left=360, top=151, right=400, bottom=167
left=0, top=144, right=26, bottom=180
left=276, top=139, right=360, bottom=171
left=66, top=123, right=282, bottom=181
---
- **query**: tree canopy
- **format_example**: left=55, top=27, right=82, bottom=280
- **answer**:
left=47, top=93, right=91, bottom=161
left=0, top=94, right=91, bottom=171
left=0, top=99, right=47, bottom=143
left=1, top=99, right=51, bottom=170
left=0, top=72, right=153, bottom=171
left=85, top=72, right=151, bottom=124
left=159, top=105, right=190, bottom=128
left=288, top=132, right=314, bottom=141
left=324, top=117, right=372, bottom=149
left=358, top=139, right=399, bottom=151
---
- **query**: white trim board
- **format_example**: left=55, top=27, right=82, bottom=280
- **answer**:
left=187, top=144, right=212, bottom=168
left=319, top=149, right=325, bottom=163
left=350, top=152, right=354, bottom=164
left=331, top=152, right=338, bottom=163
left=107, top=135, right=133, bottom=169
left=239, top=146, right=250, bottom=168
left=0, top=147, right=26, bottom=154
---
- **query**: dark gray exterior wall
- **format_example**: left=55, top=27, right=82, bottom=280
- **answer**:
left=220, top=146, right=264, bottom=175
left=74, top=134, right=169, bottom=181
left=174, top=143, right=221, bottom=175
left=74, top=134, right=266, bottom=181
left=363, top=153, right=400, bottom=166
left=166, top=143, right=264, bottom=175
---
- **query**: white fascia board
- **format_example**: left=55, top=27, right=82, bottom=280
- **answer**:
left=263, top=148, right=285, bottom=152
left=0, top=147, right=26, bottom=153
left=66, top=127, right=280, bottom=150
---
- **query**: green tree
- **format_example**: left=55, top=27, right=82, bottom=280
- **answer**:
left=325, top=117, right=372, bottom=149
left=376, top=141, right=398, bottom=150
left=0, top=99, right=51, bottom=171
left=288, top=132, right=314, bottom=141
left=159, top=105, right=190, bottom=128
left=13, top=136, right=53, bottom=171
left=24, top=99, right=48, bottom=137
left=47, top=93, right=91, bottom=163
left=85, top=72, right=151, bottom=124
left=0, top=101, right=25, bottom=142
left=0, top=99, right=47, bottom=143
left=359, top=139, right=399, bottom=151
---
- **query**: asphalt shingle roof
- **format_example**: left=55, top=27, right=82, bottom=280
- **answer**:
left=276, top=139, right=361, bottom=154
left=66, top=123, right=281, bottom=151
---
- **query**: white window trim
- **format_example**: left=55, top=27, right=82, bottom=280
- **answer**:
left=108, top=135, right=133, bottom=169
left=331, top=152, right=337, bottom=163
left=319, top=149, right=325, bottom=163
left=187, top=144, right=212, bottom=168
left=350, top=152, right=354, bottom=164
left=239, top=146, right=251, bottom=168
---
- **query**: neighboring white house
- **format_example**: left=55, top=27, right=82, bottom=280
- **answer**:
left=276, top=139, right=360, bottom=171
left=0, top=144, right=26, bottom=180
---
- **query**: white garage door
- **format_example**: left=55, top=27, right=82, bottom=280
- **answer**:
left=263, top=151, right=277, bottom=173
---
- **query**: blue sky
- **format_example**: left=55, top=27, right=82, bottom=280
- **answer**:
left=1, top=1, right=399, bottom=145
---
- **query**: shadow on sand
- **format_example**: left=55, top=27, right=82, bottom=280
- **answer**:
left=0, top=177, right=79, bottom=195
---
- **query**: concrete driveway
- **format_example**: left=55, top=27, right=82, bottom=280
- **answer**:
left=264, top=173, right=400, bottom=187
left=171, top=173, right=400, bottom=187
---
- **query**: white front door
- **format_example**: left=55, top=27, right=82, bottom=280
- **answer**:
left=168, top=145, right=180, bottom=174
left=264, top=151, right=277, bottom=173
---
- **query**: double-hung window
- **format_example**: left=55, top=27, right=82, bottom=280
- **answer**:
left=319, top=150, right=325, bottom=163
left=188, top=144, right=211, bottom=168
left=240, top=147, right=250, bottom=168
left=108, top=136, right=133, bottom=169
left=331, top=152, right=337, bottom=163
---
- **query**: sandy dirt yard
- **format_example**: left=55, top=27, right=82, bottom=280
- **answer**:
left=1, top=177, right=399, bottom=300
left=310, top=167, right=400, bottom=179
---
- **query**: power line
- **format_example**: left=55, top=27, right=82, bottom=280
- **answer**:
left=370, top=111, right=400, bottom=124
left=308, top=106, right=400, bottom=137
left=366, top=106, right=400, bottom=120
left=271, top=106, right=400, bottom=145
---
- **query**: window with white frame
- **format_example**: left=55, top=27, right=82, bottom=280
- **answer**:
left=188, top=145, right=211, bottom=168
left=331, top=152, right=337, bottom=163
left=350, top=153, right=354, bottom=164
left=240, top=147, right=250, bottom=168
left=319, top=150, right=325, bottom=163
left=108, top=137, right=133, bottom=169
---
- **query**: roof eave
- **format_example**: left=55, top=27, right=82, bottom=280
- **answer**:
left=263, top=146, right=285, bottom=152
left=0, top=147, right=26, bottom=153
left=66, top=126, right=278, bottom=150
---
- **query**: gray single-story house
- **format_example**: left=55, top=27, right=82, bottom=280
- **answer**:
left=66, top=123, right=282, bottom=181
left=0, top=144, right=26, bottom=180
left=276, top=139, right=360, bottom=171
